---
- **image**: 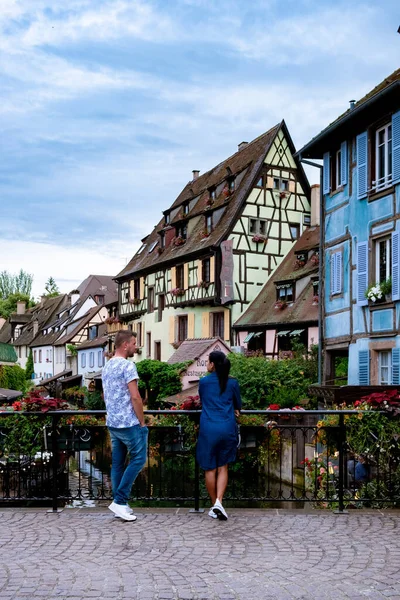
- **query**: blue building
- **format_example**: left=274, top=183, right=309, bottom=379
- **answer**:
left=298, top=69, right=400, bottom=385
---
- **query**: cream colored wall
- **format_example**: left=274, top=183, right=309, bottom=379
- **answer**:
left=308, top=326, right=318, bottom=349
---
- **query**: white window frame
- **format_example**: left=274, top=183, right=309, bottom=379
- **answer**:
left=375, top=123, right=393, bottom=190
left=379, top=350, right=392, bottom=385
left=98, top=350, right=103, bottom=368
left=375, top=237, right=391, bottom=284
left=336, top=149, right=342, bottom=188
left=89, top=352, right=94, bottom=368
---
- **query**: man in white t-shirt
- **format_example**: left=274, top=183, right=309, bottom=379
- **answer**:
left=102, top=330, right=148, bottom=521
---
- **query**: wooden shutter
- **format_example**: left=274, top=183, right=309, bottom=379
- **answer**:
left=289, top=179, right=296, bottom=193
left=129, top=280, right=134, bottom=300
left=356, top=131, right=368, bottom=199
left=223, top=308, right=230, bottom=342
left=196, top=260, right=202, bottom=284
left=184, top=263, right=189, bottom=289
left=171, top=267, right=176, bottom=291
left=266, top=175, right=274, bottom=188
left=139, top=277, right=144, bottom=299
left=331, top=252, right=342, bottom=295
left=392, top=231, right=400, bottom=301
left=392, top=348, right=400, bottom=385
left=358, top=350, right=370, bottom=385
left=188, top=313, right=195, bottom=338
left=357, top=242, right=368, bottom=306
left=169, top=316, right=175, bottom=344
left=209, top=256, right=215, bottom=283
left=201, top=312, right=210, bottom=338
left=323, top=152, right=330, bottom=194
left=392, top=110, right=400, bottom=183
left=340, top=141, right=347, bottom=185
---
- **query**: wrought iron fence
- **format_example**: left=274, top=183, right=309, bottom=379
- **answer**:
left=0, top=410, right=399, bottom=512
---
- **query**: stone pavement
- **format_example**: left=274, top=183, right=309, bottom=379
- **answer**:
left=0, top=507, right=400, bottom=600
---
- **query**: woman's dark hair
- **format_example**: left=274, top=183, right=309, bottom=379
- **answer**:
left=209, top=351, right=231, bottom=394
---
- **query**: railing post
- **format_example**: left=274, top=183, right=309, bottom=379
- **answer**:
left=334, top=412, right=347, bottom=514
left=190, top=413, right=204, bottom=514
left=51, top=413, right=60, bottom=513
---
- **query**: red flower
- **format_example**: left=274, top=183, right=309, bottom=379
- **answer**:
left=268, top=404, right=280, bottom=410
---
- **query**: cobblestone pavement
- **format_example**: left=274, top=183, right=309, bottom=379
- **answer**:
left=0, top=508, right=400, bottom=600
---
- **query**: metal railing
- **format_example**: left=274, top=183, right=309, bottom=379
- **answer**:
left=0, top=410, right=399, bottom=512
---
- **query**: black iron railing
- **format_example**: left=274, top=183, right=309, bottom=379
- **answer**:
left=0, top=410, right=399, bottom=512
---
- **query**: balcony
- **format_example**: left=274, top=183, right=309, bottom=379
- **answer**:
left=106, top=320, right=128, bottom=335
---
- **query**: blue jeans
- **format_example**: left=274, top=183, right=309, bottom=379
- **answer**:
left=108, top=425, right=148, bottom=505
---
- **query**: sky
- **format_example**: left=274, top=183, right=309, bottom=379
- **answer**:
left=0, top=0, right=399, bottom=299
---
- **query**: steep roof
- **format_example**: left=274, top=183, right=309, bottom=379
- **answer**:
left=234, top=226, right=320, bottom=328
left=0, top=323, right=12, bottom=344
left=167, top=337, right=231, bottom=364
left=117, top=122, right=309, bottom=280
left=10, top=295, right=68, bottom=347
left=77, top=275, right=118, bottom=304
left=298, top=68, right=400, bottom=159
left=52, top=305, right=103, bottom=346
left=77, top=334, right=108, bottom=350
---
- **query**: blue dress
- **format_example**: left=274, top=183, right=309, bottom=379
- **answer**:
left=196, top=373, right=242, bottom=470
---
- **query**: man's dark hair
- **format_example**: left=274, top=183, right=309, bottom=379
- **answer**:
left=114, top=330, right=137, bottom=348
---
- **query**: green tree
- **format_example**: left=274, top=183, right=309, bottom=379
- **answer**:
left=0, top=293, right=35, bottom=319
left=136, top=359, right=188, bottom=409
left=0, top=364, right=27, bottom=393
left=0, top=270, right=33, bottom=299
left=25, top=350, right=34, bottom=381
left=44, top=277, right=60, bottom=298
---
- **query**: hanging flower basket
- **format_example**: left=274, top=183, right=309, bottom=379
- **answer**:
left=171, top=288, right=185, bottom=297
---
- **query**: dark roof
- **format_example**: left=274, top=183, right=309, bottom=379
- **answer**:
left=77, top=275, right=118, bottom=305
left=116, top=122, right=309, bottom=280
left=167, top=337, right=231, bottom=364
left=0, top=388, right=23, bottom=401
left=0, top=342, right=17, bottom=363
left=77, top=334, right=108, bottom=350
left=9, top=313, right=31, bottom=324
left=60, top=374, right=83, bottom=387
left=162, top=384, right=199, bottom=405
left=53, top=305, right=103, bottom=346
left=234, top=226, right=320, bottom=328
left=0, top=323, right=12, bottom=344
left=13, top=295, right=68, bottom=347
left=38, top=369, right=72, bottom=386
left=297, top=68, right=400, bottom=158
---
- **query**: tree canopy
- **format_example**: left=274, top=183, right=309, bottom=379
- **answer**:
left=0, top=270, right=33, bottom=299
left=0, top=293, right=35, bottom=319
left=44, top=277, right=60, bottom=298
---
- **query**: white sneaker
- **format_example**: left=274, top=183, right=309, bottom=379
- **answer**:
left=208, top=508, right=218, bottom=519
left=108, top=501, right=137, bottom=521
left=114, top=504, right=134, bottom=518
left=212, top=499, right=228, bottom=521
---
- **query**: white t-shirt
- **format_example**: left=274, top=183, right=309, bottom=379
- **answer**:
left=102, top=357, right=140, bottom=428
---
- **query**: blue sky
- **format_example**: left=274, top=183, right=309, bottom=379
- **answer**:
left=1, top=0, right=399, bottom=298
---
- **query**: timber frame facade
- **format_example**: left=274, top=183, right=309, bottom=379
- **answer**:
left=115, top=121, right=311, bottom=362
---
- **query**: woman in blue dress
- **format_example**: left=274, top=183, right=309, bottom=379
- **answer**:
left=196, top=351, right=242, bottom=520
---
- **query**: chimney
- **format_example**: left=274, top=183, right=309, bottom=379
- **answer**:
left=32, top=320, right=39, bottom=337
left=16, top=301, right=26, bottom=315
left=238, top=141, right=248, bottom=151
left=70, top=289, right=80, bottom=305
left=192, top=170, right=200, bottom=181
left=349, top=99, right=356, bottom=110
left=310, top=184, right=320, bottom=226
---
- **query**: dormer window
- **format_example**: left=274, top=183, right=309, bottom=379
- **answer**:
left=164, top=212, right=170, bottom=226
left=209, top=188, right=216, bottom=200
left=148, top=241, right=158, bottom=253
left=160, top=231, right=165, bottom=249
left=205, top=214, right=213, bottom=235
left=136, top=243, right=146, bottom=255
left=228, top=178, right=235, bottom=192
left=183, top=202, right=189, bottom=216
left=296, top=252, right=306, bottom=263
left=176, top=223, right=187, bottom=240
left=276, top=283, right=294, bottom=303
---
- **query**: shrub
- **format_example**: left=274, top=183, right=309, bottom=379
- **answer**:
left=0, top=364, right=27, bottom=394
left=136, top=359, right=189, bottom=409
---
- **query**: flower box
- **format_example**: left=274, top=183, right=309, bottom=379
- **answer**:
left=274, top=300, right=287, bottom=310
left=252, top=235, right=267, bottom=244
left=366, top=280, right=392, bottom=303
left=129, top=298, right=141, bottom=306
left=171, top=288, right=185, bottom=297
left=173, top=236, right=186, bottom=247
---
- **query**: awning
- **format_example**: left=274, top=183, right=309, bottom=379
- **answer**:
left=243, top=333, right=254, bottom=343
left=60, top=374, right=83, bottom=387
left=0, top=388, right=23, bottom=401
left=276, top=330, right=290, bottom=337
left=290, top=329, right=305, bottom=336
left=38, top=369, right=72, bottom=386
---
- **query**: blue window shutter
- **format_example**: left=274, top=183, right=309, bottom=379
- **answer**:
left=356, top=132, right=368, bottom=199
left=330, top=253, right=337, bottom=294
left=392, top=231, right=400, bottom=301
left=340, top=141, right=347, bottom=185
left=358, top=350, right=370, bottom=385
left=357, top=242, right=368, bottom=306
left=331, top=251, right=342, bottom=295
left=392, top=110, right=400, bottom=183
left=392, top=349, right=400, bottom=385
left=323, top=152, right=330, bottom=194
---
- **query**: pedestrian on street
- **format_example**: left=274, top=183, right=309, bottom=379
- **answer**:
left=196, top=351, right=242, bottom=521
left=102, top=330, right=148, bottom=521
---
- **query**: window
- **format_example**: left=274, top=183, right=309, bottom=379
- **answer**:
left=98, top=350, right=103, bottom=368
left=375, top=237, right=391, bottom=284
left=249, top=218, right=268, bottom=235
left=256, top=176, right=263, bottom=187
left=34, top=351, right=37, bottom=364
left=154, top=341, right=161, bottom=361
left=148, top=287, right=155, bottom=313
left=379, top=351, right=391, bottom=385
left=160, top=232, right=165, bottom=249
left=176, top=265, right=184, bottom=289
left=273, top=178, right=280, bottom=189
left=164, top=212, right=170, bottom=225
left=89, top=325, right=98, bottom=340
left=228, top=177, right=235, bottom=192
left=158, top=294, right=165, bottom=322
left=148, top=241, right=158, bottom=253
left=146, top=332, right=151, bottom=358
left=183, top=202, right=189, bottom=216
left=39, top=350, right=42, bottom=363
left=375, top=124, right=392, bottom=190
left=81, top=353, right=86, bottom=368
left=178, top=315, right=188, bottom=342
left=176, top=223, right=187, bottom=240
left=94, top=295, right=104, bottom=304
left=312, top=280, right=319, bottom=297
left=136, top=243, right=146, bottom=255
left=276, top=284, right=294, bottom=302
left=212, top=312, right=225, bottom=338
left=18, top=346, right=21, bottom=358
left=89, top=352, right=94, bottom=368
left=335, top=149, right=342, bottom=190
left=209, top=188, right=216, bottom=200
left=289, top=223, right=300, bottom=240
left=303, top=214, right=311, bottom=226
left=331, top=251, right=343, bottom=295
left=205, top=214, right=213, bottom=234
left=133, top=279, right=140, bottom=299
left=202, top=258, right=211, bottom=283
left=281, top=179, right=289, bottom=191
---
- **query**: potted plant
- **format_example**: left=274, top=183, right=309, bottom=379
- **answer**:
left=313, top=295, right=319, bottom=304
left=222, top=186, right=231, bottom=198
left=365, top=279, right=391, bottom=303
left=201, top=230, right=210, bottom=239
left=279, top=191, right=287, bottom=199
left=252, top=234, right=267, bottom=244
left=171, top=288, right=185, bottom=297
left=173, top=236, right=186, bottom=247
left=129, top=298, right=141, bottom=306
left=310, top=253, right=319, bottom=266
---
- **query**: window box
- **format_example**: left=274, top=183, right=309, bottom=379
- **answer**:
left=252, top=234, right=267, bottom=244
left=171, top=288, right=185, bottom=297
left=173, top=236, right=186, bottom=247
left=365, top=280, right=392, bottom=303
left=129, top=298, right=141, bottom=306
left=274, top=300, right=287, bottom=310
left=294, top=259, right=305, bottom=270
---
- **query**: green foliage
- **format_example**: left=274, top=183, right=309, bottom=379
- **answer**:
left=0, top=269, right=33, bottom=299
left=25, top=350, right=34, bottom=381
left=0, top=364, right=26, bottom=393
left=0, top=415, right=45, bottom=456
left=0, top=293, right=35, bottom=319
left=228, top=342, right=318, bottom=409
left=66, top=344, right=78, bottom=357
left=61, top=386, right=87, bottom=407
left=44, top=277, right=60, bottom=297
left=85, top=390, right=105, bottom=410
left=136, top=359, right=188, bottom=409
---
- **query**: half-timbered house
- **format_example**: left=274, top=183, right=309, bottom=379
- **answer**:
left=115, top=121, right=311, bottom=362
